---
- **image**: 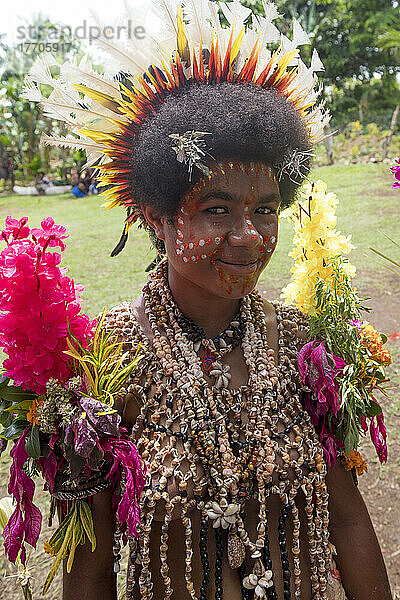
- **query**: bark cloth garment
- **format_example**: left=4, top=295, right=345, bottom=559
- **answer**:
left=103, top=298, right=347, bottom=600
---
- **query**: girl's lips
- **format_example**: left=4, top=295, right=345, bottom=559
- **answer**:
left=215, top=259, right=259, bottom=274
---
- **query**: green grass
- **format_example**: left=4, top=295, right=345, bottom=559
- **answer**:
left=0, top=162, right=398, bottom=315
left=0, top=162, right=399, bottom=598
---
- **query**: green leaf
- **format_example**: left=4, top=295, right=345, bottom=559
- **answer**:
left=3, top=399, right=34, bottom=413
left=0, top=411, right=13, bottom=428
left=79, top=501, right=96, bottom=552
left=25, top=425, right=42, bottom=459
left=0, top=377, right=11, bottom=391
left=42, top=507, right=77, bottom=593
left=365, top=401, right=382, bottom=418
left=0, top=387, right=36, bottom=404
left=3, top=419, right=29, bottom=440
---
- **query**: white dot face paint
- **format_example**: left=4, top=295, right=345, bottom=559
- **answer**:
left=164, top=161, right=281, bottom=299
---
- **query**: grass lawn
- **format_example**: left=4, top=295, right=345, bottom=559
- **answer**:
left=0, top=162, right=398, bottom=315
left=0, top=162, right=400, bottom=598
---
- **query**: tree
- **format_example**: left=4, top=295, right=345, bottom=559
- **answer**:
left=243, top=0, right=400, bottom=127
left=0, top=15, right=84, bottom=183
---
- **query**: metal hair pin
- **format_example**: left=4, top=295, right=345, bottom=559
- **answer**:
left=275, top=148, right=315, bottom=184
left=169, top=131, right=214, bottom=181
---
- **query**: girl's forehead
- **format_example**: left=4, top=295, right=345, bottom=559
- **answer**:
left=182, top=162, right=280, bottom=205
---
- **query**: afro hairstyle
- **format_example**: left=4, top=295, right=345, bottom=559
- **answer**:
left=128, top=81, right=313, bottom=220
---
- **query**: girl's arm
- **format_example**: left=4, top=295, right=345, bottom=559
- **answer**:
left=326, top=459, right=392, bottom=600
left=62, top=486, right=117, bottom=600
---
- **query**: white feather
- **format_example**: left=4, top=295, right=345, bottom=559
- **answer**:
left=40, top=132, right=104, bottom=154
left=81, top=153, right=111, bottom=170
left=88, top=8, right=155, bottom=77
left=310, top=49, right=324, bottom=72
left=184, top=0, right=213, bottom=48
left=149, top=0, right=180, bottom=37
left=207, top=0, right=223, bottom=40
left=262, top=1, right=281, bottom=22
left=26, top=54, right=87, bottom=110
left=114, top=1, right=166, bottom=64
left=219, top=0, right=252, bottom=32
left=279, top=34, right=300, bottom=66
left=28, top=55, right=56, bottom=88
left=26, top=81, right=123, bottom=131
left=22, top=78, right=43, bottom=102
left=252, top=14, right=280, bottom=45
left=60, top=56, right=120, bottom=98
left=292, top=18, right=310, bottom=46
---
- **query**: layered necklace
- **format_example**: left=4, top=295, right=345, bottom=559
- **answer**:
left=122, top=262, right=332, bottom=600
left=175, top=301, right=245, bottom=387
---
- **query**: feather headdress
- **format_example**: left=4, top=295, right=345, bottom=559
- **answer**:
left=23, top=0, right=330, bottom=250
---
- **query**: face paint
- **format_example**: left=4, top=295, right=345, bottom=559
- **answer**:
left=164, top=160, right=280, bottom=299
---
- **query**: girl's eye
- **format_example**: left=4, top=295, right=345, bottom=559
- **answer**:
left=256, top=206, right=276, bottom=215
left=206, top=206, right=228, bottom=214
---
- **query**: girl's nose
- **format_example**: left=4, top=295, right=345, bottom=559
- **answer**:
left=227, top=215, right=263, bottom=246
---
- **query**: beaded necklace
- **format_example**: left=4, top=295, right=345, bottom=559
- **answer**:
left=107, top=263, right=333, bottom=600
left=176, top=308, right=245, bottom=384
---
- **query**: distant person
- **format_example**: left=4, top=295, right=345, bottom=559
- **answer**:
left=71, top=179, right=88, bottom=198
left=83, top=168, right=92, bottom=190
left=71, top=173, right=80, bottom=187
left=88, top=178, right=98, bottom=195
left=35, top=171, right=51, bottom=194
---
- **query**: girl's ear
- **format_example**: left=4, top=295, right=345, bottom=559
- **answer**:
left=141, top=206, right=166, bottom=240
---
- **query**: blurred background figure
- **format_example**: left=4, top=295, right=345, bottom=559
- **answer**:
left=35, top=171, right=51, bottom=194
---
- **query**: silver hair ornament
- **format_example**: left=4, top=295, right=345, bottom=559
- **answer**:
left=169, top=131, right=214, bottom=181
left=275, top=148, right=315, bottom=184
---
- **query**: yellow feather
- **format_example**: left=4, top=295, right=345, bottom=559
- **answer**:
left=73, top=84, right=123, bottom=114
left=275, top=50, right=299, bottom=77
left=177, top=4, right=190, bottom=65
left=230, top=26, right=246, bottom=66
left=78, top=128, right=115, bottom=143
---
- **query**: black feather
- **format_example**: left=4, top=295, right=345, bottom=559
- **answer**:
left=110, top=226, right=129, bottom=257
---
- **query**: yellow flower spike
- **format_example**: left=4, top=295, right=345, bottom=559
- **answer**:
left=281, top=180, right=356, bottom=315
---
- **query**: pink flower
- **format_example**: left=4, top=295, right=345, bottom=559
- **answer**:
left=320, top=430, right=343, bottom=468
left=360, top=415, right=368, bottom=433
left=3, top=429, right=42, bottom=564
left=31, top=217, right=69, bottom=251
left=1, top=216, right=30, bottom=242
left=100, top=434, right=146, bottom=539
left=391, top=158, right=400, bottom=189
left=0, top=216, right=95, bottom=393
left=298, top=341, right=345, bottom=416
left=349, top=318, right=363, bottom=331
left=0, top=242, right=37, bottom=279
left=369, top=403, right=387, bottom=463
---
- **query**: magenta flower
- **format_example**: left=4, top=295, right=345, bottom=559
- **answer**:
left=31, top=216, right=69, bottom=251
left=349, top=318, right=363, bottom=331
left=298, top=341, right=346, bottom=416
left=391, top=158, right=400, bottom=189
left=0, top=217, right=96, bottom=393
left=303, top=392, right=343, bottom=467
left=1, top=216, right=30, bottom=242
left=3, top=429, right=42, bottom=564
left=360, top=415, right=368, bottom=433
left=320, top=430, right=343, bottom=468
left=100, top=434, right=146, bottom=538
left=369, top=400, right=387, bottom=463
